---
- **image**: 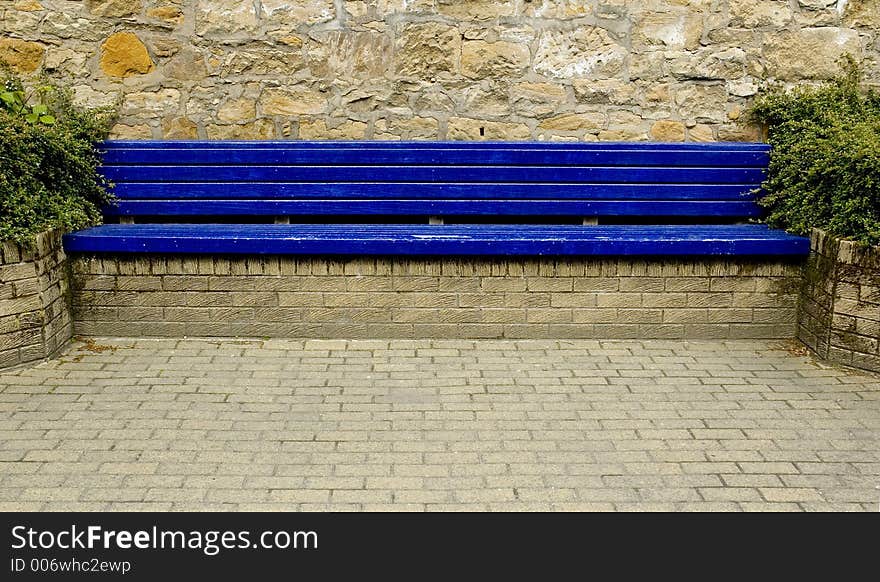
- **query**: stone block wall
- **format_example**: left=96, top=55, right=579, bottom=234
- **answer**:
left=2, top=1, right=878, bottom=141
left=70, top=254, right=803, bottom=339
left=798, top=229, right=880, bottom=373
left=0, top=230, right=72, bottom=369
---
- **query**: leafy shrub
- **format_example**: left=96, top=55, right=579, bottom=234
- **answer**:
left=748, top=58, right=880, bottom=246
left=0, top=68, right=117, bottom=245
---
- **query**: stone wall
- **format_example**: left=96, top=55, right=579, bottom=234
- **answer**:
left=2, top=1, right=878, bottom=141
left=70, top=254, right=802, bottom=339
left=0, top=230, right=72, bottom=369
left=798, top=229, right=880, bottom=373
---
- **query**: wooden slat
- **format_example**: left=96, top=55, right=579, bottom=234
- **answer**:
left=91, top=140, right=775, bottom=230
left=109, top=183, right=758, bottom=201
left=101, top=165, right=766, bottom=184
left=105, top=199, right=762, bottom=217
left=63, top=224, right=809, bottom=256
left=100, top=148, right=769, bottom=167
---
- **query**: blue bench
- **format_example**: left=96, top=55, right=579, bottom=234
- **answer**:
left=63, top=141, right=809, bottom=256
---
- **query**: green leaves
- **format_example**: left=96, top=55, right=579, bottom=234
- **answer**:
left=0, top=90, right=19, bottom=107
left=748, top=58, right=880, bottom=246
left=1, top=70, right=116, bottom=245
left=0, top=81, right=57, bottom=125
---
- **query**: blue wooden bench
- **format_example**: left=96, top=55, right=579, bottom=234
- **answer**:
left=63, top=141, right=809, bottom=256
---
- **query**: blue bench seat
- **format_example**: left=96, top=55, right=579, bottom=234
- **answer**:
left=64, top=224, right=808, bottom=256
left=62, top=140, right=810, bottom=257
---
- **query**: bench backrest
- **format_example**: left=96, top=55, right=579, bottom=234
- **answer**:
left=100, top=141, right=769, bottom=221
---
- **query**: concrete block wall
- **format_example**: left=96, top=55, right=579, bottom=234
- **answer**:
left=70, top=254, right=803, bottom=340
left=798, top=229, right=880, bottom=373
left=0, top=230, right=73, bottom=369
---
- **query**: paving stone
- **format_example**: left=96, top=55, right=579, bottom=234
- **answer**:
left=0, top=338, right=876, bottom=511
left=759, top=487, right=825, bottom=503
left=698, top=487, right=763, bottom=502
left=738, top=502, right=802, bottom=512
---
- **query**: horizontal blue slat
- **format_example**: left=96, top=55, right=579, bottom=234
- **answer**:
left=105, top=200, right=761, bottom=218
left=110, top=183, right=758, bottom=201
left=63, top=224, right=809, bottom=257
left=94, top=140, right=772, bottom=227
left=102, top=140, right=771, bottom=151
left=102, top=166, right=765, bottom=184
left=101, top=148, right=769, bottom=167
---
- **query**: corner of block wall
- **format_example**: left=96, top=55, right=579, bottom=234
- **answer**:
left=0, top=231, right=73, bottom=370
left=797, top=229, right=880, bottom=374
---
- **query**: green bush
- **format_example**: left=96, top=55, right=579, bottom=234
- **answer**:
left=0, top=68, right=117, bottom=245
left=748, top=58, right=880, bottom=246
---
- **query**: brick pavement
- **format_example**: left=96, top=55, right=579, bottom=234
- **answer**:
left=0, top=337, right=877, bottom=511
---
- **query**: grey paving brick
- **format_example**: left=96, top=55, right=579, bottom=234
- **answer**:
left=698, top=487, right=763, bottom=502
left=0, top=337, right=876, bottom=511
left=759, top=487, right=825, bottom=503
left=720, top=474, right=784, bottom=488
left=738, top=502, right=803, bottom=512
